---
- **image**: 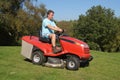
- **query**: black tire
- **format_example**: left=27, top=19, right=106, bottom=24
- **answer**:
left=32, top=50, right=45, bottom=65
left=66, top=56, right=80, bottom=70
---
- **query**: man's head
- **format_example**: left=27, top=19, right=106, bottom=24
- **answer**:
left=47, top=10, right=54, bottom=20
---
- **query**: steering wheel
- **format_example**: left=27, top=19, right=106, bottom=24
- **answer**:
left=55, top=29, right=64, bottom=36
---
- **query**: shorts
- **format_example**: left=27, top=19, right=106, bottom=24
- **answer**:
left=42, top=33, right=50, bottom=38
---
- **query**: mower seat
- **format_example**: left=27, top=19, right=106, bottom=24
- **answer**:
left=39, top=30, right=51, bottom=43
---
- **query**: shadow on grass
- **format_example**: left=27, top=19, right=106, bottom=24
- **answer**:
left=80, top=62, right=90, bottom=68
left=23, top=58, right=89, bottom=69
left=24, top=58, right=32, bottom=63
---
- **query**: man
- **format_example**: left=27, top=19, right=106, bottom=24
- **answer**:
left=42, top=10, right=63, bottom=53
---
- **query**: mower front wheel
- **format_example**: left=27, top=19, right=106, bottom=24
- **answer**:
left=66, top=56, right=80, bottom=70
left=32, top=51, right=45, bottom=65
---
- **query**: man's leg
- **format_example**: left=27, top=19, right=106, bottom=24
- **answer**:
left=49, top=34, right=61, bottom=53
left=49, top=34, right=56, bottom=47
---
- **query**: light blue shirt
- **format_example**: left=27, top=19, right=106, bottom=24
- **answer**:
left=42, top=18, right=56, bottom=37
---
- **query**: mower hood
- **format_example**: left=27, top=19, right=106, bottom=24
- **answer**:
left=60, top=36, right=86, bottom=44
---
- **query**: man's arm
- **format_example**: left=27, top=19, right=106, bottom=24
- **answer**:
left=47, top=25, right=62, bottom=32
left=55, top=26, right=62, bottom=31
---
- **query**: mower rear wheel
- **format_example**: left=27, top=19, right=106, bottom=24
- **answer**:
left=32, top=51, right=45, bottom=65
left=66, top=56, right=80, bottom=70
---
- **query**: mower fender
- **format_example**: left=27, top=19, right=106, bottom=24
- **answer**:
left=32, top=46, right=47, bottom=54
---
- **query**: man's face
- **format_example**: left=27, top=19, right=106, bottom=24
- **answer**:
left=48, top=12, right=54, bottom=20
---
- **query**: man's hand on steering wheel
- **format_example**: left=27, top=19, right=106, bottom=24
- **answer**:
left=55, top=29, right=64, bottom=36
left=58, top=28, right=63, bottom=32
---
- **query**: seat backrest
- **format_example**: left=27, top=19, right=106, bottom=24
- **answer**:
left=39, top=30, right=42, bottom=37
left=39, top=30, right=51, bottom=43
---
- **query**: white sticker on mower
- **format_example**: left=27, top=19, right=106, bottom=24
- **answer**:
left=21, top=40, right=33, bottom=59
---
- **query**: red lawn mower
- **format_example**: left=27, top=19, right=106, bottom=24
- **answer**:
left=21, top=30, right=93, bottom=70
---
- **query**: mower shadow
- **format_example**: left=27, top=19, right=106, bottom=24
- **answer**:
left=24, top=58, right=32, bottom=63
left=80, top=62, right=90, bottom=68
left=24, top=58, right=89, bottom=69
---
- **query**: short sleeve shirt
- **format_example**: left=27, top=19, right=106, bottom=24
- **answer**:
left=42, top=18, right=56, bottom=36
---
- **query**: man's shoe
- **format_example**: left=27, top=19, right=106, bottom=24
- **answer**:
left=52, top=46, right=62, bottom=54
left=56, top=46, right=62, bottom=50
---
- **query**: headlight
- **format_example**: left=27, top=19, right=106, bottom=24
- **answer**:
left=81, top=44, right=89, bottom=48
left=75, top=42, right=89, bottom=48
left=80, top=44, right=84, bottom=47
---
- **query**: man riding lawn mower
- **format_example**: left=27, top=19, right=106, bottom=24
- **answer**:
left=41, top=10, right=63, bottom=53
left=21, top=10, right=93, bottom=70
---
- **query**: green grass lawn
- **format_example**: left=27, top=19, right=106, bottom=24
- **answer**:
left=0, top=46, right=120, bottom=80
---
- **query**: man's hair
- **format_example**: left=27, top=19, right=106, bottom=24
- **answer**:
left=47, top=10, right=54, bottom=16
